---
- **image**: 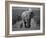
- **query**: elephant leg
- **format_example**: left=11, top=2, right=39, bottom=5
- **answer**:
left=24, top=20, right=30, bottom=28
left=25, top=18, right=31, bottom=28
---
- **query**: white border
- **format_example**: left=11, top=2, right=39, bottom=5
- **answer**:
left=9, top=4, right=43, bottom=34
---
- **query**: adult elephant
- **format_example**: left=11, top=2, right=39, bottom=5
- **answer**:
left=21, top=8, right=33, bottom=28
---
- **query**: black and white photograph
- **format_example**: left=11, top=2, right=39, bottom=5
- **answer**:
left=5, top=1, right=45, bottom=37
left=8, top=3, right=44, bottom=35
left=12, top=7, right=40, bottom=31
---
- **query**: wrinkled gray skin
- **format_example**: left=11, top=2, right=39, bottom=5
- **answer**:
left=21, top=8, right=33, bottom=28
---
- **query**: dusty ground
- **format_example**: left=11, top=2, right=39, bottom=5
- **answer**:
left=12, top=18, right=40, bottom=31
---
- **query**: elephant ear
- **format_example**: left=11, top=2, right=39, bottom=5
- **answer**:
left=30, top=12, right=34, bottom=18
